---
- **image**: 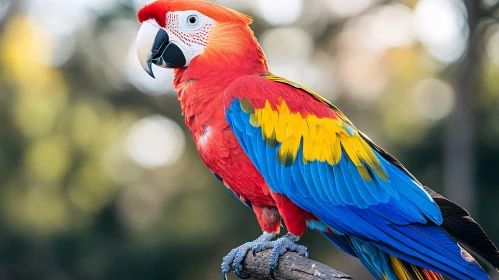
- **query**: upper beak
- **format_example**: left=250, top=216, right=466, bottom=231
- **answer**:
left=136, top=20, right=187, bottom=79
left=136, top=20, right=169, bottom=79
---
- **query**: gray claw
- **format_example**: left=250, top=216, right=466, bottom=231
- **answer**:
left=234, top=267, right=251, bottom=279
left=252, top=233, right=309, bottom=277
left=221, top=232, right=275, bottom=279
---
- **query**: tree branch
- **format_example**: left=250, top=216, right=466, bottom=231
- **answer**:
left=240, top=250, right=353, bottom=280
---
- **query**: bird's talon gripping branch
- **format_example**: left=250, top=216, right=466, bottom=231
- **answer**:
left=221, top=232, right=275, bottom=279
left=234, top=267, right=251, bottom=279
left=251, top=232, right=309, bottom=278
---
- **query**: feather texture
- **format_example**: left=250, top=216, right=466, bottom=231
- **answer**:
left=425, top=186, right=499, bottom=271
left=224, top=74, right=492, bottom=280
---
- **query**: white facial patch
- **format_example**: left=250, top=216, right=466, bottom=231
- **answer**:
left=165, top=10, right=215, bottom=66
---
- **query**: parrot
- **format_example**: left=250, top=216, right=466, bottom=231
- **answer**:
left=135, top=1, right=499, bottom=279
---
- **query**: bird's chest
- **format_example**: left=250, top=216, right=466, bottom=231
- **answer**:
left=191, top=117, right=235, bottom=162
left=190, top=116, right=244, bottom=178
left=187, top=113, right=272, bottom=204
left=178, top=80, right=274, bottom=206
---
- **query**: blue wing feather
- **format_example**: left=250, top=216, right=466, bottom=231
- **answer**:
left=224, top=76, right=489, bottom=280
left=265, top=144, right=280, bottom=192
left=316, top=161, right=331, bottom=202
left=297, top=153, right=316, bottom=199
left=341, top=155, right=367, bottom=208
left=333, top=162, right=354, bottom=205
left=325, top=165, right=341, bottom=205
left=309, top=161, right=328, bottom=202
left=290, top=156, right=309, bottom=198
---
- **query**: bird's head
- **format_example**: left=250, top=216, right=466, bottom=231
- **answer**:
left=136, top=0, right=261, bottom=78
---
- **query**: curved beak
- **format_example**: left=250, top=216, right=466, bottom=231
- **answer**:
left=136, top=20, right=187, bottom=79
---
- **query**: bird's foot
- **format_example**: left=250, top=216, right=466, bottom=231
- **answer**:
left=252, top=232, right=309, bottom=279
left=221, top=232, right=275, bottom=280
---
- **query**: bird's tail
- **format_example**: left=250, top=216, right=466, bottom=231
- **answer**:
left=322, top=187, right=499, bottom=280
left=388, top=255, right=443, bottom=280
left=424, top=186, right=499, bottom=272
left=323, top=232, right=444, bottom=280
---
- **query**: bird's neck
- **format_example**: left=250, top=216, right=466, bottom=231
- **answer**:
left=173, top=38, right=268, bottom=134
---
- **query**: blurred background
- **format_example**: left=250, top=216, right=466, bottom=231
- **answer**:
left=0, top=0, right=498, bottom=279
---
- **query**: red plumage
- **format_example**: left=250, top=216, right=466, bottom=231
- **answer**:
left=138, top=0, right=252, bottom=27
left=421, top=268, right=444, bottom=280
left=147, top=0, right=321, bottom=237
left=224, top=75, right=338, bottom=119
left=170, top=19, right=291, bottom=236
left=172, top=42, right=318, bottom=236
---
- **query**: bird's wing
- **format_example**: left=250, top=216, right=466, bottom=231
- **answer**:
left=224, top=74, right=441, bottom=226
left=223, top=74, right=488, bottom=279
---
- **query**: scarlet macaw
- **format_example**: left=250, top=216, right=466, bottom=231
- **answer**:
left=135, top=1, right=499, bottom=279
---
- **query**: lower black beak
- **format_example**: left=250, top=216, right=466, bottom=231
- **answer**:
left=157, top=43, right=186, bottom=69
left=147, top=30, right=187, bottom=78
left=146, top=29, right=169, bottom=78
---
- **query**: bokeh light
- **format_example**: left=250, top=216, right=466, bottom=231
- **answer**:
left=27, top=0, right=91, bottom=37
left=413, top=78, right=455, bottom=120
left=362, top=4, right=416, bottom=53
left=0, top=0, right=10, bottom=22
left=413, top=0, right=468, bottom=64
left=325, top=0, right=378, bottom=18
left=127, top=115, right=185, bottom=169
left=486, top=24, right=499, bottom=64
left=255, top=0, right=303, bottom=25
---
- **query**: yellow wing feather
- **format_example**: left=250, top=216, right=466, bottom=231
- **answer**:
left=246, top=75, right=388, bottom=181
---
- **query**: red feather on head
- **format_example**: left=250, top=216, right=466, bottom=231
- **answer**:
left=137, top=0, right=252, bottom=27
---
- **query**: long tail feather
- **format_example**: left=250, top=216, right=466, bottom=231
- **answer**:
left=360, top=133, right=499, bottom=273
left=377, top=222, right=489, bottom=280
left=425, top=186, right=499, bottom=271
left=324, top=231, right=446, bottom=280
left=420, top=267, right=444, bottom=280
left=391, top=256, right=444, bottom=280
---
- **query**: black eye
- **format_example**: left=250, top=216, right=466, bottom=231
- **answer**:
left=187, top=15, right=198, bottom=25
